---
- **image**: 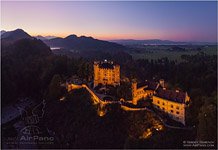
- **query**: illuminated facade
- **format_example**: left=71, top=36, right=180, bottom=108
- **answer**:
left=67, top=60, right=190, bottom=125
left=93, top=60, right=120, bottom=87
left=131, top=79, right=190, bottom=125
left=152, top=89, right=190, bottom=125
left=131, top=80, right=159, bottom=105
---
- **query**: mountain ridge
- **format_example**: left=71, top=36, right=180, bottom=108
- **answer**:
left=43, top=34, right=127, bottom=53
left=1, top=29, right=132, bottom=63
left=1, top=29, right=33, bottom=43
left=34, top=35, right=57, bottom=40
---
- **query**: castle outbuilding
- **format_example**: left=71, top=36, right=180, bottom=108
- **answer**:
left=131, top=79, right=190, bottom=125
left=153, top=88, right=190, bottom=125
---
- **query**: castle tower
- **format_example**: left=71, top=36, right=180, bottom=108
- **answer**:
left=131, top=80, right=137, bottom=105
left=131, top=81, right=137, bottom=98
left=93, top=60, right=120, bottom=87
left=93, top=61, right=99, bottom=87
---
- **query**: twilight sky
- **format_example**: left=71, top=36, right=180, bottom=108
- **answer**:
left=1, top=1, right=217, bottom=42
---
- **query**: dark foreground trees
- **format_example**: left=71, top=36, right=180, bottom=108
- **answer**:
left=47, top=74, right=62, bottom=101
left=1, top=38, right=93, bottom=106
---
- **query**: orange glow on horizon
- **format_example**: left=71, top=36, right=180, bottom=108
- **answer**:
left=30, top=32, right=165, bottom=41
left=7, top=27, right=193, bottom=41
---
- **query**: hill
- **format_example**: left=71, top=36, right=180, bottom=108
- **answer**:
left=1, top=29, right=32, bottom=42
left=2, top=38, right=52, bottom=106
left=2, top=38, right=51, bottom=57
left=1, top=29, right=132, bottom=63
left=44, top=34, right=132, bottom=63
left=1, top=30, right=6, bottom=35
left=44, top=34, right=127, bottom=53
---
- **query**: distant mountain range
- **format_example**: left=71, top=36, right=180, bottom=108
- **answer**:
left=2, top=29, right=215, bottom=63
left=34, top=35, right=57, bottom=40
left=43, top=35, right=132, bottom=62
left=110, top=39, right=217, bottom=46
left=43, top=34, right=126, bottom=53
left=1, top=29, right=126, bottom=52
left=0, top=29, right=56, bottom=41
left=1, top=29, right=132, bottom=63
left=2, top=29, right=215, bottom=48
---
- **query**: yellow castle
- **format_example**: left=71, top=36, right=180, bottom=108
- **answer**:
left=131, top=79, right=160, bottom=105
left=68, top=60, right=190, bottom=125
left=152, top=88, right=190, bottom=125
left=93, top=60, right=120, bottom=87
left=131, top=79, right=190, bottom=125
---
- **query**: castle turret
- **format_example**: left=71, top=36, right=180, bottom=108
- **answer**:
left=93, top=61, right=99, bottom=87
left=131, top=81, right=137, bottom=98
left=131, top=80, right=137, bottom=105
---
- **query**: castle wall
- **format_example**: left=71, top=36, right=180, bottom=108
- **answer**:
left=67, top=84, right=83, bottom=92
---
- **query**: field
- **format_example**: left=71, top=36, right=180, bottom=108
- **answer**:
left=128, top=45, right=217, bottom=62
